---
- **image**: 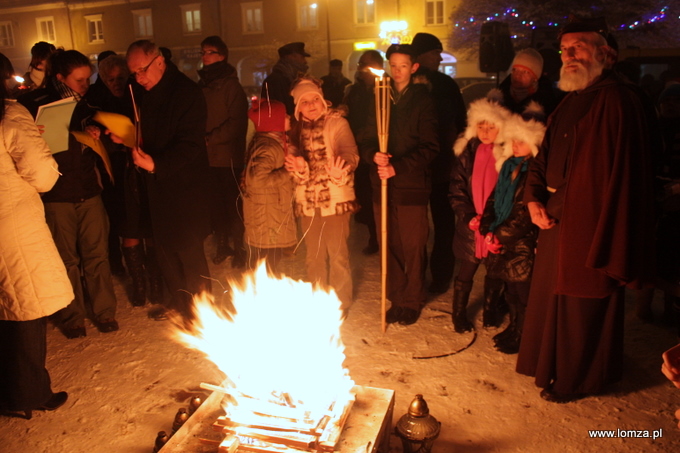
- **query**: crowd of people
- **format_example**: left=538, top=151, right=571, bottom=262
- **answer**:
left=0, top=14, right=679, bottom=422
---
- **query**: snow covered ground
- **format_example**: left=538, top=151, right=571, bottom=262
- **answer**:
left=1, top=221, right=680, bottom=453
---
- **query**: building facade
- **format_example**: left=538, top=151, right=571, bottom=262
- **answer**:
left=0, top=0, right=481, bottom=96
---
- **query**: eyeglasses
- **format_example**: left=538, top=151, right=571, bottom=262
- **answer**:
left=133, top=54, right=159, bottom=78
left=201, top=50, right=220, bottom=56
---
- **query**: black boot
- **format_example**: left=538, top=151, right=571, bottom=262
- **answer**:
left=496, top=293, right=526, bottom=355
left=212, top=233, right=233, bottom=265
left=493, top=297, right=517, bottom=345
left=122, top=244, right=146, bottom=307
left=452, top=279, right=474, bottom=333
left=483, top=276, right=505, bottom=328
left=145, top=245, right=165, bottom=305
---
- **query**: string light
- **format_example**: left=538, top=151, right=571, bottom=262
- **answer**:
left=454, top=5, right=675, bottom=35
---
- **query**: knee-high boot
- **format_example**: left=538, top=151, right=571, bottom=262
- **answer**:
left=496, top=292, right=526, bottom=354
left=483, top=276, right=505, bottom=328
left=145, top=244, right=165, bottom=305
left=452, top=279, right=474, bottom=333
left=122, top=244, right=146, bottom=307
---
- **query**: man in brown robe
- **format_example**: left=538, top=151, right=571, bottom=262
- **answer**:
left=516, top=17, right=655, bottom=403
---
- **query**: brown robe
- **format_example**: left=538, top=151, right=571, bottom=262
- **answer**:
left=517, top=70, right=655, bottom=394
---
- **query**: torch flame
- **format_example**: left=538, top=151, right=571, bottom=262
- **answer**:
left=172, top=262, right=355, bottom=420
left=13, top=75, right=24, bottom=83
left=368, top=67, right=385, bottom=78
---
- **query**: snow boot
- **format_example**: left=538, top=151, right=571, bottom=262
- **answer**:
left=145, top=245, right=165, bottom=305
left=483, top=276, right=505, bottom=328
left=496, top=292, right=526, bottom=355
left=452, top=279, right=474, bottom=333
left=122, top=244, right=146, bottom=307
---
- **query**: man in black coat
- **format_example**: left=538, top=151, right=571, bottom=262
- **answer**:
left=122, top=40, right=212, bottom=321
left=361, top=44, right=439, bottom=325
left=411, top=32, right=467, bottom=295
left=261, top=42, right=310, bottom=115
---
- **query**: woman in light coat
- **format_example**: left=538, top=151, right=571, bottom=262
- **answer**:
left=0, top=79, right=74, bottom=419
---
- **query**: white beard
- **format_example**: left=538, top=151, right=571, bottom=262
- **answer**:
left=558, top=58, right=605, bottom=92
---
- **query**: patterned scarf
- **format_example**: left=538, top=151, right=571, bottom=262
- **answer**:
left=299, top=114, right=330, bottom=211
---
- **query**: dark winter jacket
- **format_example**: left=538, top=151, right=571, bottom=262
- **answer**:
left=413, top=67, right=467, bottom=184
left=449, top=137, right=505, bottom=264
left=361, top=82, right=439, bottom=206
left=498, top=74, right=561, bottom=119
left=134, top=62, right=211, bottom=250
left=480, top=167, right=537, bottom=282
left=198, top=61, right=249, bottom=168
left=18, top=84, right=106, bottom=203
left=261, top=59, right=305, bottom=116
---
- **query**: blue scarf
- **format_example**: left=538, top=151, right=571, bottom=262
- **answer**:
left=489, top=156, right=529, bottom=231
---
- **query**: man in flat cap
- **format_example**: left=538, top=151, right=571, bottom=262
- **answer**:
left=516, top=16, right=655, bottom=403
left=410, top=32, right=467, bottom=296
left=261, top=42, right=310, bottom=115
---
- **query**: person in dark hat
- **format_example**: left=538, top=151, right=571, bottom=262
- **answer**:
left=261, top=42, right=310, bottom=115
left=410, top=32, right=467, bottom=295
left=321, top=59, right=351, bottom=108
left=197, top=35, right=249, bottom=269
left=516, top=16, right=656, bottom=403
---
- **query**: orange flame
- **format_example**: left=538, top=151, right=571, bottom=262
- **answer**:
left=172, top=262, right=354, bottom=419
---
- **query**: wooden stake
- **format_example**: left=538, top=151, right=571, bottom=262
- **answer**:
left=374, top=74, right=391, bottom=333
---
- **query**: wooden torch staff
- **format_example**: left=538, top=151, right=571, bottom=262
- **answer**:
left=373, top=71, right=391, bottom=333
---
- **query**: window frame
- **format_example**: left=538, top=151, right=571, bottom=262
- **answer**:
left=0, top=21, right=15, bottom=48
left=85, top=14, right=105, bottom=44
left=425, top=0, right=445, bottom=26
left=180, top=3, right=202, bottom=35
left=355, top=0, right=376, bottom=26
left=297, top=1, right=319, bottom=31
left=132, top=9, right=153, bottom=39
left=241, top=1, right=264, bottom=34
left=36, top=16, right=56, bottom=43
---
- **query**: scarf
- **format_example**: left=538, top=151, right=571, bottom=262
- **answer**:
left=52, top=77, right=82, bottom=101
left=489, top=156, right=529, bottom=231
left=471, top=142, right=498, bottom=259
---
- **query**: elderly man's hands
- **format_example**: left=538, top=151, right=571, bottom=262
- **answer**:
left=527, top=201, right=556, bottom=229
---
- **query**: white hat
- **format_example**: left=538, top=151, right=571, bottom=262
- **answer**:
left=502, top=102, right=547, bottom=158
left=512, top=48, right=544, bottom=80
left=290, top=77, right=329, bottom=120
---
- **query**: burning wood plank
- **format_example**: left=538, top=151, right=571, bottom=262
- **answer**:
left=201, top=383, right=316, bottom=424
left=220, top=427, right=317, bottom=451
left=317, top=393, right=356, bottom=451
left=213, top=415, right=318, bottom=435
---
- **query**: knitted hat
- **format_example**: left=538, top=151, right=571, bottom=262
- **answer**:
left=502, top=102, right=547, bottom=158
left=290, top=77, right=329, bottom=120
left=411, top=33, right=443, bottom=56
left=249, top=99, right=287, bottom=132
left=512, top=48, right=543, bottom=80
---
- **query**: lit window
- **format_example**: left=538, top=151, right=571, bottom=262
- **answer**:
left=85, top=14, right=104, bottom=44
left=0, top=22, right=15, bottom=48
left=425, top=0, right=445, bottom=26
left=132, top=9, right=153, bottom=38
left=242, top=2, right=263, bottom=34
left=181, top=3, right=202, bottom=34
left=36, top=17, right=56, bottom=43
left=299, top=2, right=318, bottom=30
left=356, top=0, right=375, bottom=25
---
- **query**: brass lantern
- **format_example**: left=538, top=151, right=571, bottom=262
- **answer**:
left=395, top=394, right=441, bottom=453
